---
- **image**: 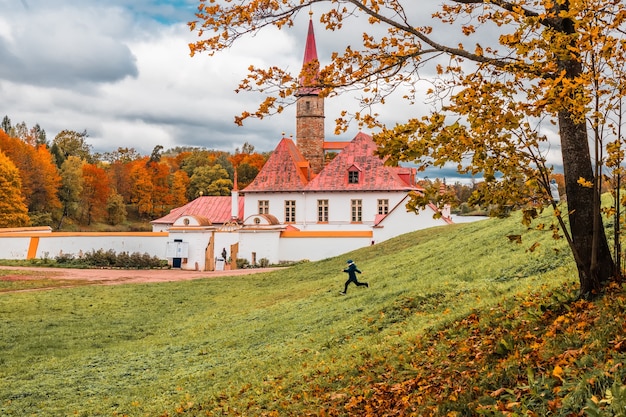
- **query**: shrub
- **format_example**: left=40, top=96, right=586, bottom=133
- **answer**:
left=55, top=253, right=75, bottom=264
left=65, top=250, right=167, bottom=269
left=236, top=258, right=250, bottom=269
left=115, top=252, right=132, bottom=268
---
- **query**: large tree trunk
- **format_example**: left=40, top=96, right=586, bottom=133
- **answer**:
left=555, top=7, right=615, bottom=296
left=558, top=110, right=615, bottom=296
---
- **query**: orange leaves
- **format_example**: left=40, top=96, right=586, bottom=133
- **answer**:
left=552, top=364, right=565, bottom=382
left=80, top=163, right=112, bottom=224
left=0, top=150, right=30, bottom=227
left=462, top=25, right=476, bottom=36
left=0, top=130, right=61, bottom=215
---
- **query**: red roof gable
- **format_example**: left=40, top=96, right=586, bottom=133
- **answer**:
left=243, top=138, right=311, bottom=192
left=151, top=196, right=244, bottom=225
left=305, top=132, right=422, bottom=192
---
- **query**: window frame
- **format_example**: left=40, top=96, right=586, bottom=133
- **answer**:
left=350, top=199, right=362, bottom=223
left=377, top=199, right=389, bottom=215
left=348, top=170, right=359, bottom=184
left=284, top=200, right=296, bottom=223
left=317, top=199, right=329, bottom=223
left=258, top=200, right=269, bottom=214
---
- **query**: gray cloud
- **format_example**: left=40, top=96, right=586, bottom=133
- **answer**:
left=0, top=4, right=139, bottom=88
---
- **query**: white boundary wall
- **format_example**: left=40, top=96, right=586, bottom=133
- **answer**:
left=0, top=232, right=170, bottom=261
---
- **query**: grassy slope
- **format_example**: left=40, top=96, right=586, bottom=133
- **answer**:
left=1, top=210, right=624, bottom=416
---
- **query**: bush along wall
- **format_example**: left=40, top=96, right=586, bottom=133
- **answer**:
left=55, top=249, right=169, bottom=269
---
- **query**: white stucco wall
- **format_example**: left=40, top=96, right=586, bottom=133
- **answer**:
left=213, top=231, right=241, bottom=261
left=0, top=232, right=170, bottom=261
left=244, top=190, right=410, bottom=229
left=243, top=192, right=304, bottom=223
left=38, top=234, right=170, bottom=259
left=373, top=205, right=449, bottom=243
left=238, top=229, right=282, bottom=265
left=152, top=224, right=169, bottom=232
left=313, top=191, right=407, bottom=227
left=0, top=236, right=31, bottom=259
left=278, top=235, right=372, bottom=262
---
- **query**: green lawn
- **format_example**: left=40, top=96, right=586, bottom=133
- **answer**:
left=0, top=210, right=593, bottom=416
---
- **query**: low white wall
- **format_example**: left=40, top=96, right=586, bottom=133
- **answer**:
left=37, top=233, right=170, bottom=258
left=0, top=232, right=170, bottom=261
left=0, top=228, right=396, bottom=268
left=238, top=230, right=282, bottom=264
left=0, top=236, right=32, bottom=259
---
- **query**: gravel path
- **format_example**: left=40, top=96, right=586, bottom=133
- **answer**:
left=0, top=265, right=280, bottom=289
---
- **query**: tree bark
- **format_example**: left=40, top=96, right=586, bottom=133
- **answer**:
left=558, top=109, right=615, bottom=295
left=554, top=4, right=615, bottom=296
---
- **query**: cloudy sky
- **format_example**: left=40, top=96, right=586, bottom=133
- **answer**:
left=0, top=0, right=562, bottom=182
left=0, top=0, right=445, bottom=150
left=0, top=0, right=314, bottom=156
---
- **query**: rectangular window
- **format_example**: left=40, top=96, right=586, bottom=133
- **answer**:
left=258, top=200, right=269, bottom=214
left=285, top=200, right=296, bottom=223
left=317, top=199, right=329, bottom=222
left=348, top=171, right=359, bottom=184
left=378, top=199, right=389, bottom=215
left=351, top=199, right=362, bottom=222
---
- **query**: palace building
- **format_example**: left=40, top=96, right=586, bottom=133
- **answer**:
left=151, top=18, right=452, bottom=269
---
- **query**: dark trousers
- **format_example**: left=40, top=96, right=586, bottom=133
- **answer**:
left=344, top=276, right=367, bottom=293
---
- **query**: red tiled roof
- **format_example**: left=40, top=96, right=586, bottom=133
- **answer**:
left=151, top=196, right=244, bottom=225
left=243, top=138, right=311, bottom=192
left=305, top=132, right=423, bottom=192
left=323, top=141, right=350, bottom=150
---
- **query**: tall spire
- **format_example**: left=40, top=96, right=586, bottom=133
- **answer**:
left=299, top=13, right=320, bottom=93
left=295, top=13, right=325, bottom=174
left=302, top=14, right=318, bottom=68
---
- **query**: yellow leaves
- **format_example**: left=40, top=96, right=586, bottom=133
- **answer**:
left=577, top=177, right=593, bottom=188
left=499, top=32, right=520, bottom=46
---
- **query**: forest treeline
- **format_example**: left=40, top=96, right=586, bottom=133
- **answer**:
left=0, top=116, right=268, bottom=230
left=0, top=116, right=488, bottom=231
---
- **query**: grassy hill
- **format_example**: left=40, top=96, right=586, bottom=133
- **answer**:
left=1, top=209, right=625, bottom=416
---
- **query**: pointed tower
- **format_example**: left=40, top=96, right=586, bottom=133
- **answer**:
left=296, top=14, right=325, bottom=175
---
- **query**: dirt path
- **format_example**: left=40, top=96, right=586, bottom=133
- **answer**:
left=0, top=265, right=281, bottom=291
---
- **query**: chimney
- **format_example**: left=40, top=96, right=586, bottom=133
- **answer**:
left=231, top=169, right=239, bottom=220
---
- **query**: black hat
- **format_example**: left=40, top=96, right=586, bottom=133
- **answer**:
left=346, top=259, right=353, bottom=264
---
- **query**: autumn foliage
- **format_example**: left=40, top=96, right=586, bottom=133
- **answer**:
left=314, top=283, right=626, bottom=416
left=0, top=150, right=30, bottom=228
left=0, top=120, right=269, bottom=229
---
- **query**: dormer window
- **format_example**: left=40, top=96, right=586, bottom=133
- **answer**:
left=348, top=169, right=359, bottom=184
